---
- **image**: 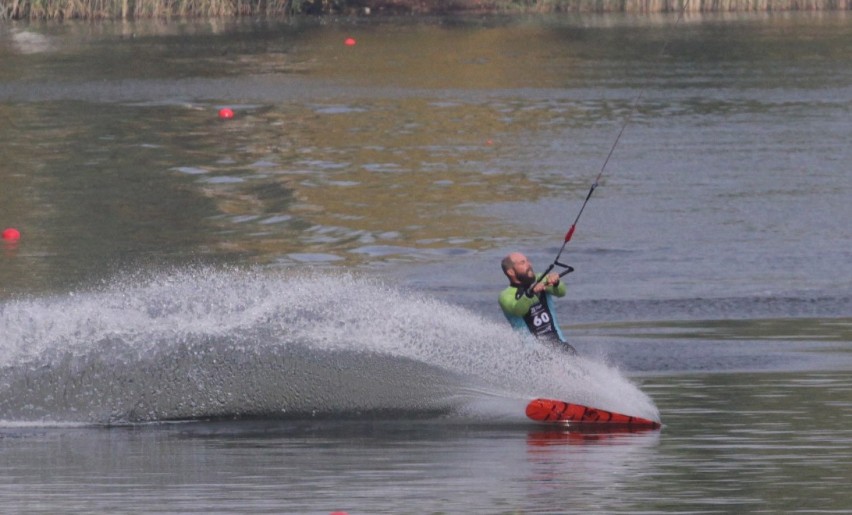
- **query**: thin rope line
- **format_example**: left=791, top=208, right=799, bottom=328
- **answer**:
left=595, top=0, right=692, bottom=185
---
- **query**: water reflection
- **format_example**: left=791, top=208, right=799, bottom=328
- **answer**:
left=634, top=371, right=852, bottom=512
left=1, top=92, right=597, bottom=294
left=1, top=14, right=850, bottom=304
left=526, top=425, right=662, bottom=446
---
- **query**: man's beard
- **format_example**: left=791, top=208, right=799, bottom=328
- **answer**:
left=518, top=267, right=536, bottom=287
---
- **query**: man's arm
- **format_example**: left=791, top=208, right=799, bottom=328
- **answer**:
left=547, top=276, right=567, bottom=298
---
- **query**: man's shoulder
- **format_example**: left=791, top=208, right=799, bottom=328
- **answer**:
left=498, top=285, right=521, bottom=305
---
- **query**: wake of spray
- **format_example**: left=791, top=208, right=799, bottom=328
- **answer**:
left=0, top=267, right=658, bottom=425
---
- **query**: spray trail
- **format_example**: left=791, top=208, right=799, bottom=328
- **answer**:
left=0, top=267, right=658, bottom=425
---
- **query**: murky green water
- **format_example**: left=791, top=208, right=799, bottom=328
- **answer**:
left=1, top=12, right=851, bottom=513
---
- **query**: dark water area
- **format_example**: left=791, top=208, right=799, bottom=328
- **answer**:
left=1, top=12, right=851, bottom=513
left=3, top=372, right=852, bottom=513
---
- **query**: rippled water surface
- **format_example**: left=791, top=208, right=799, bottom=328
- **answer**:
left=1, top=12, right=851, bottom=513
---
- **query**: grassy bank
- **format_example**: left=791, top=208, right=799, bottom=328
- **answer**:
left=2, top=0, right=849, bottom=20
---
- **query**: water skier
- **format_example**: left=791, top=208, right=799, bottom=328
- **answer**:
left=498, top=252, right=576, bottom=354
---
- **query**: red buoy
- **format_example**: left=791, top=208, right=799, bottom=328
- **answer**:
left=2, top=227, right=21, bottom=241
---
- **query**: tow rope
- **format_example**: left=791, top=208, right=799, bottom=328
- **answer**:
left=524, top=1, right=691, bottom=298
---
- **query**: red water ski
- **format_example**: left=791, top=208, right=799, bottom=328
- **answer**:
left=526, top=398, right=661, bottom=429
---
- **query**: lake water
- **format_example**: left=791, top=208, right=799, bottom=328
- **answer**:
left=1, top=12, right=851, bottom=514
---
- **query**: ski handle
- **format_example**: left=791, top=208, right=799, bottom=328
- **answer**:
left=522, top=260, right=575, bottom=298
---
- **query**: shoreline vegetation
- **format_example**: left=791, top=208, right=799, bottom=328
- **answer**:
left=2, top=0, right=850, bottom=21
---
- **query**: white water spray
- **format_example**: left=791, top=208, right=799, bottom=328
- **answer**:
left=0, top=267, right=659, bottom=425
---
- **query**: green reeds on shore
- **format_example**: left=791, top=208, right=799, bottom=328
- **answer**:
left=1, top=0, right=849, bottom=20
left=2, top=0, right=295, bottom=19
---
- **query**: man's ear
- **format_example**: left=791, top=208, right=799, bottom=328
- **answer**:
left=505, top=268, right=517, bottom=282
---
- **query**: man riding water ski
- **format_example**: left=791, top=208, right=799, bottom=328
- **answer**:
left=498, top=252, right=576, bottom=353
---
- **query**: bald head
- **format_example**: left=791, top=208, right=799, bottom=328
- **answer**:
left=501, top=252, right=524, bottom=274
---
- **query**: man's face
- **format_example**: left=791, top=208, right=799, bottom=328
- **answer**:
left=510, top=254, right=536, bottom=284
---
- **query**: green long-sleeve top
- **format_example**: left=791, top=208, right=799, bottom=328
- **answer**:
left=498, top=274, right=567, bottom=343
